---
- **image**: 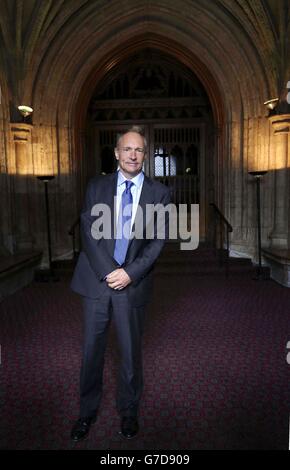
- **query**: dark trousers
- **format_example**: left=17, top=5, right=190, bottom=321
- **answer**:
left=79, top=286, right=146, bottom=419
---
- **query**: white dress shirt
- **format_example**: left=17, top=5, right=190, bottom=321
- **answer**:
left=115, top=170, right=144, bottom=232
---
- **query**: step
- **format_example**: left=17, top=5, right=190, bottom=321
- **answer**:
left=0, top=251, right=42, bottom=301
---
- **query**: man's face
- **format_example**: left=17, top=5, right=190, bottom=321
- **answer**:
left=115, top=132, right=146, bottom=179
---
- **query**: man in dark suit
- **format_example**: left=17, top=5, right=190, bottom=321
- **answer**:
left=70, top=126, right=171, bottom=441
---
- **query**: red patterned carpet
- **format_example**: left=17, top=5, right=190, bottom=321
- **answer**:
left=0, top=248, right=290, bottom=450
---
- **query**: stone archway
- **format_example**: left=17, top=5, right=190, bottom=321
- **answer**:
left=0, top=75, right=13, bottom=254
left=28, top=4, right=277, bottom=260
left=73, top=34, right=225, bottom=224
left=82, top=47, right=216, bottom=241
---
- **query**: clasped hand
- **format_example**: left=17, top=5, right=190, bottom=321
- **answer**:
left=106, top=268, right=132, bottom=290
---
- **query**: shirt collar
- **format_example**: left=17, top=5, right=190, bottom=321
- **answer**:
left=117, top=170, right=144, bottom=189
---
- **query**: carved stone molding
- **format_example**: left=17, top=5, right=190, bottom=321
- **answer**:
left=269, top=114, right=290, bottom=135
left=10, top=123, right=33, bottom=143
left=10, top=123, right=33, bottom=175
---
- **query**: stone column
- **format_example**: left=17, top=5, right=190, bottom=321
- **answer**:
left=10, top=123, right=34, bottom=252
left=268, top=114, right=290, bottom=248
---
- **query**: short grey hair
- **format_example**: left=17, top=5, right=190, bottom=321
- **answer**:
left=116, top=126, right=147, bottom=151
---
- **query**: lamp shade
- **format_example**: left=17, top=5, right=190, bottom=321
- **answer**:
left=248, top=171, right=268, bottom=178
left=37, top=175, right=55, bottom=182
left=18, top=105, right=33, bottom=117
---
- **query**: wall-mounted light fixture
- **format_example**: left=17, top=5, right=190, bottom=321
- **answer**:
left=263, top=98, right=279, bottom=115
left=18, top=105, right=33, bottom=121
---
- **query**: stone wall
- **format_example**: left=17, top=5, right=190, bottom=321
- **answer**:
left=0, top=0, right=289, bottom=267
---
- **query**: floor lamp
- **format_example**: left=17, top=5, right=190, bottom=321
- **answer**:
left=248, top=170, right=268, bottom=280
left=36, top=175, right=58, bottom=282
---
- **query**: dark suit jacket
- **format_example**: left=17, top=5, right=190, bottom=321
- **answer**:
left=71, top=172, right=171, bottom=306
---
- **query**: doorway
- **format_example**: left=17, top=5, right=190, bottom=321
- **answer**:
left=84, top=48, right=214, bottom=240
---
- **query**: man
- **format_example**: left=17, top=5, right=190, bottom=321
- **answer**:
left=70, top=126, right=171, bottom=441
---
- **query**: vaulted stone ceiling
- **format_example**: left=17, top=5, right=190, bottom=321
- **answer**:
left=0, top=1, right=289, bottom=263
left=0, top=0, right=289, bottom=115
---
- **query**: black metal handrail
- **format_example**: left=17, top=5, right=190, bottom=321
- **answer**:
left=68, top=217, right=80, bottom=260
left=210, top=203, right=233, bottom=277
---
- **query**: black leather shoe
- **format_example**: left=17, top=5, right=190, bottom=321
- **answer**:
left=120, top=416, right=139, bottom=439
left=70, top=416, right=96, bottom=442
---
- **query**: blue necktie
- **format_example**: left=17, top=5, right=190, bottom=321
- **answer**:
left=114, top=180, right=134, bottom=265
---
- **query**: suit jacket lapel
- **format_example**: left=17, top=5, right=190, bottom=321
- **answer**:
left=104, top=172, right=118, bottom=256
left=137, top=174, right=154, bottom=207
left=128, top=175, right=154, bottom=252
